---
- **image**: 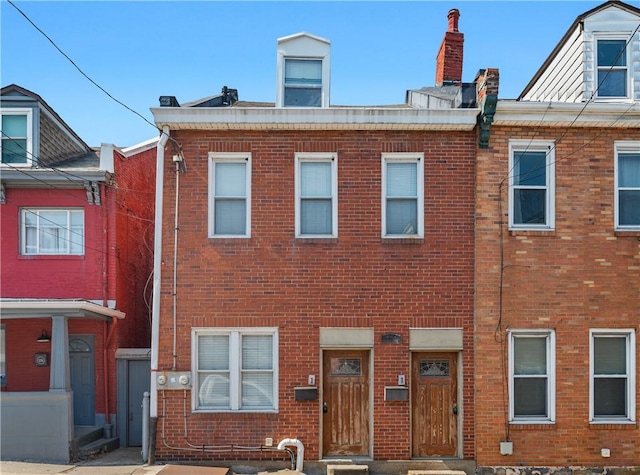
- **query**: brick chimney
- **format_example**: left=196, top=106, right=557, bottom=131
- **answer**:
left=435, top=9, right=463, bottom=86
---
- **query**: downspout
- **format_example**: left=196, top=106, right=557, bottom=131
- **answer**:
left=171, top=153, right=183, bottom=371
left=151, top=128, right=170, bottom=419
left=101, top=182, right=112, bottom=427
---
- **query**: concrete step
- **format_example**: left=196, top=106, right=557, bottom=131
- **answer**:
left=327, top=464, right=369, bottom=475
left=77, top=436, right=120, bottom=459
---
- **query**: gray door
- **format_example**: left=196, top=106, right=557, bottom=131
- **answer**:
left=70, top=335, right=95, bottom=426
left=127, top=359, right=150, bottom=446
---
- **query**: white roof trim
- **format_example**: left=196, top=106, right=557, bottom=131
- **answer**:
left=151, top=107, right=480, bottom=131
left=0, top=299, right=125, bottom=320
left=121, top=137, right=160, bottom=157
left=277, top=31, right=330, bottom=45
left=494, top=100, right=640, bottom=127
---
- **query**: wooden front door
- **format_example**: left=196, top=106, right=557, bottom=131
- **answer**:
left=322, top=350, right=370, bottom=457
left=411, top=352, right=458, bottom=457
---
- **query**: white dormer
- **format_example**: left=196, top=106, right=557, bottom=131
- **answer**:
left=276, top=32, right=331, bottom=108
left=520, top=1, right=640, bottom=103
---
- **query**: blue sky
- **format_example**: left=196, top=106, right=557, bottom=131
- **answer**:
left=1, top=1, right=612, bottom=147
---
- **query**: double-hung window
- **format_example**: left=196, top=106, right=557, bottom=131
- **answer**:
left=590, top=329, right=636, bottom=423
left=509, top=330, right=555, bottom=423
left=382, top=153, right=424, bottom=238
left=284, top=59, right=323, bottom=107
left=295, top=153, right=337, bottom=237
left=509, top=140, right=555, bottom=230
left=1, top=109, right=33, bottom=166
left=208, top=153, right=251, bottom=238
left=615, top=142, right=640, bottom=230
left=596, top=38, right=629, bottom=99
left=21, top=208, right=84, bottom=255
left=193, top=328, right=278, bottom=412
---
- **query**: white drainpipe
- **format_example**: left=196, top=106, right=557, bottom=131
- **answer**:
left=150, top=127, right=170, bottom=418
left=277, top=438, right=304, bottom=472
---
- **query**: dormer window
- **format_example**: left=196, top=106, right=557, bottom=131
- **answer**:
left=284, top=59, right=322, bottom=107
left=596, top=38, right=628, bottom=99
left=276, top=32, right=330, bottom=108
left=1, top=109, right=33, bottom=166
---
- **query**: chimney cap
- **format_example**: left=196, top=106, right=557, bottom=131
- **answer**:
left=447, top=8, right=460, bottom=32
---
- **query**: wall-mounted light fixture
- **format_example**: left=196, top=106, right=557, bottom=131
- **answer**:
left=37, top=329, right=50, bottom=343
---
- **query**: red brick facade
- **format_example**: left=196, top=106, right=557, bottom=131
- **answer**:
left=475, top=125, right=640, bottom=467
left=154, top=129, right=476, bottom=462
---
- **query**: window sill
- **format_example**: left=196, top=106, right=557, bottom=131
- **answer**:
left=295, top=237, right=338, bottom=245
left=192, top=409, right=278, bottom=414
left=18, top=254, right=84, bottom=260
left=589, top=421, right=637, bottom=429
left=614, top=230, right=640, bottom=238
left=382, top=237, right=424, bottom=245
left=509, top=229, right=556, bottom=237
left=509, top=422, right=555, bottom=430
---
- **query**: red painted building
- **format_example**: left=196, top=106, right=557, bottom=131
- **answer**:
left=0, top=85, right=156, bottom=462
left=148, top=13, right=495, bottom=471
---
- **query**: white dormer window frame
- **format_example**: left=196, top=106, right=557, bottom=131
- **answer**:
left=594, top=34, right=631, bottom=101
left=276, top=33, right=331, bottom=108
left=1, top=108, right=33, bottom=167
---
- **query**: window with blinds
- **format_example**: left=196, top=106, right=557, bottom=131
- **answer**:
left=382, top=153, right=424, bottom=238
left=193, top=329, right=278, bottom=412
left=284, top=59, right=322, bottom=107
left=295, top=153, right=337, bottom=237
left=590, top=330, right=635, bottom=423
left=509, top=330, right=555, bottom=423
left=208, top=153, right=251, bottom=238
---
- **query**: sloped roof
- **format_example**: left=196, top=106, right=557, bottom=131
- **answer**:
left=518, top=0, right=640, bottom=100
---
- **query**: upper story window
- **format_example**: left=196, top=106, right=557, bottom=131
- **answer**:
left=596, top=38, right=629, bottom=99
left=21, top=208, right=84, bottom=255
left=590, top=329, right=636, bottom=423
left=208, top=153, right=251, bottom=238
left=1, top=109, right=33, bottom=166
left=284, top=59, right=322, bottom=107
left=276, top=32, right=330, bottom=108
left=192, top=328, right=278, bottom=412
left=508, top=140, right=555, bottom=230
left=295, top=153, right=338, bottom=238
left=509, top=330, right=556, bottom=423
left=615, top=142, right=640, bottom=230
left=382, top=153, right=424, bottom=238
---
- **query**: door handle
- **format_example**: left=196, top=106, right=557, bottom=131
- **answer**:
left=452, top=404, right=458, bottom=415
left=323, top=402, right=328, bottom=414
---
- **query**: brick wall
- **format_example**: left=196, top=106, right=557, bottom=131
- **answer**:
left=154, top=129, right=476, bottom=461
left=475, top=125, right=640, bottom=467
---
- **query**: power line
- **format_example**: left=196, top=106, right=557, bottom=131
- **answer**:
left=6, top=0, right=160, bottom=134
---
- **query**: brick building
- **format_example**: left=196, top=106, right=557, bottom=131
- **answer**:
left=149, top=12, right=495, bottom=470
left=475, top=1, right=640, bottom=471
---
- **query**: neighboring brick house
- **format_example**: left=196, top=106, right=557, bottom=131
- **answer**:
left=149, top=12, right=495, bottom=470
left=0, top=84, right=156, bottom=462
left=475, top=1, right=640, bottom=471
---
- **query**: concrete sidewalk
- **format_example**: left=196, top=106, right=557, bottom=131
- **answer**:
left=0, top=448, right=229, bottom=475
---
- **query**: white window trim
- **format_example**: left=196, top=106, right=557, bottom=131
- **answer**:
left=295, top=152, right=338, bottom=238
left=594, top=34, right=631, bottom=101
left=20, top=208, right=85, bottom=255
left=508, top=140, right=555, bottom=231
left=191, top=327, right=279, bottom=413
left=208, top=152, right=251, bottom=238
left=508, top=329, right=556, bottom=424
left=1, top=108, right=33, bottom=167
left=589, top=329, right=636, bottom=424
left=381, top=152, right=424, bottom=239
left=614, top=141, right=640, bottom=231
left=277, top=56, right=330, bottom=108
